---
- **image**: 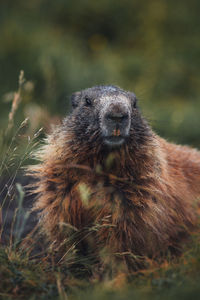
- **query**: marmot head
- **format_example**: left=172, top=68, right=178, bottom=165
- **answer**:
left=66, top=85, right=150, bottom=149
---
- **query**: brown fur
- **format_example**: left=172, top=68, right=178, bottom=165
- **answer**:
left=28, top=88, right=200, bottom=270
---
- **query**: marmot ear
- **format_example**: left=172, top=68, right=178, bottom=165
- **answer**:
left=133, top=97, right=138, bottom=108
left=70, top=92, right=81, bottom=109
left=128, top=92, right=138, bottom=108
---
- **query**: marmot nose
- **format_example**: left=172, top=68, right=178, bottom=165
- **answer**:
left=106, top=112, right=128, bottom=124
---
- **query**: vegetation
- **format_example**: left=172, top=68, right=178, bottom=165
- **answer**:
left=1, top=1, right=200, bottom=299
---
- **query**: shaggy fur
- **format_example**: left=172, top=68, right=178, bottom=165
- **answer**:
left=28, top=85, right=200, bottom=270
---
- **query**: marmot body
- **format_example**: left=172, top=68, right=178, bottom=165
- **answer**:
left=29, top=86, right=200, bottom=270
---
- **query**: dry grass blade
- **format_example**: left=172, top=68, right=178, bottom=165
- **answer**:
left=6, top=70, right=25, bottom=134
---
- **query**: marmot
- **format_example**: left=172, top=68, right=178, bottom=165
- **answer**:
left=29, top=85, right=200, bottom=270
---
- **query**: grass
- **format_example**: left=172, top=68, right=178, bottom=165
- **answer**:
left=0, top=231, right=200, bottom=300
left=0, top=73, right=200, bottom=300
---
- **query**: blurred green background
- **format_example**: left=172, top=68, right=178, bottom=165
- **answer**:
left=1, top=0, right=200, bottom=146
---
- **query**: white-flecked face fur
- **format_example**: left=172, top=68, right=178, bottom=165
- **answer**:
left=70, top=85, right=138, bottom=148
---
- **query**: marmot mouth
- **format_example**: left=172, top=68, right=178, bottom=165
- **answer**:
left=104, top=136, right=125, bottom=147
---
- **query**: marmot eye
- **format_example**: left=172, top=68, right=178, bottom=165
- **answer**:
left=85, top=96, right=92, bottom=106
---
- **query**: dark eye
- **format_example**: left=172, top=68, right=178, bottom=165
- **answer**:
left=85, top=96, right=92, bottom=106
